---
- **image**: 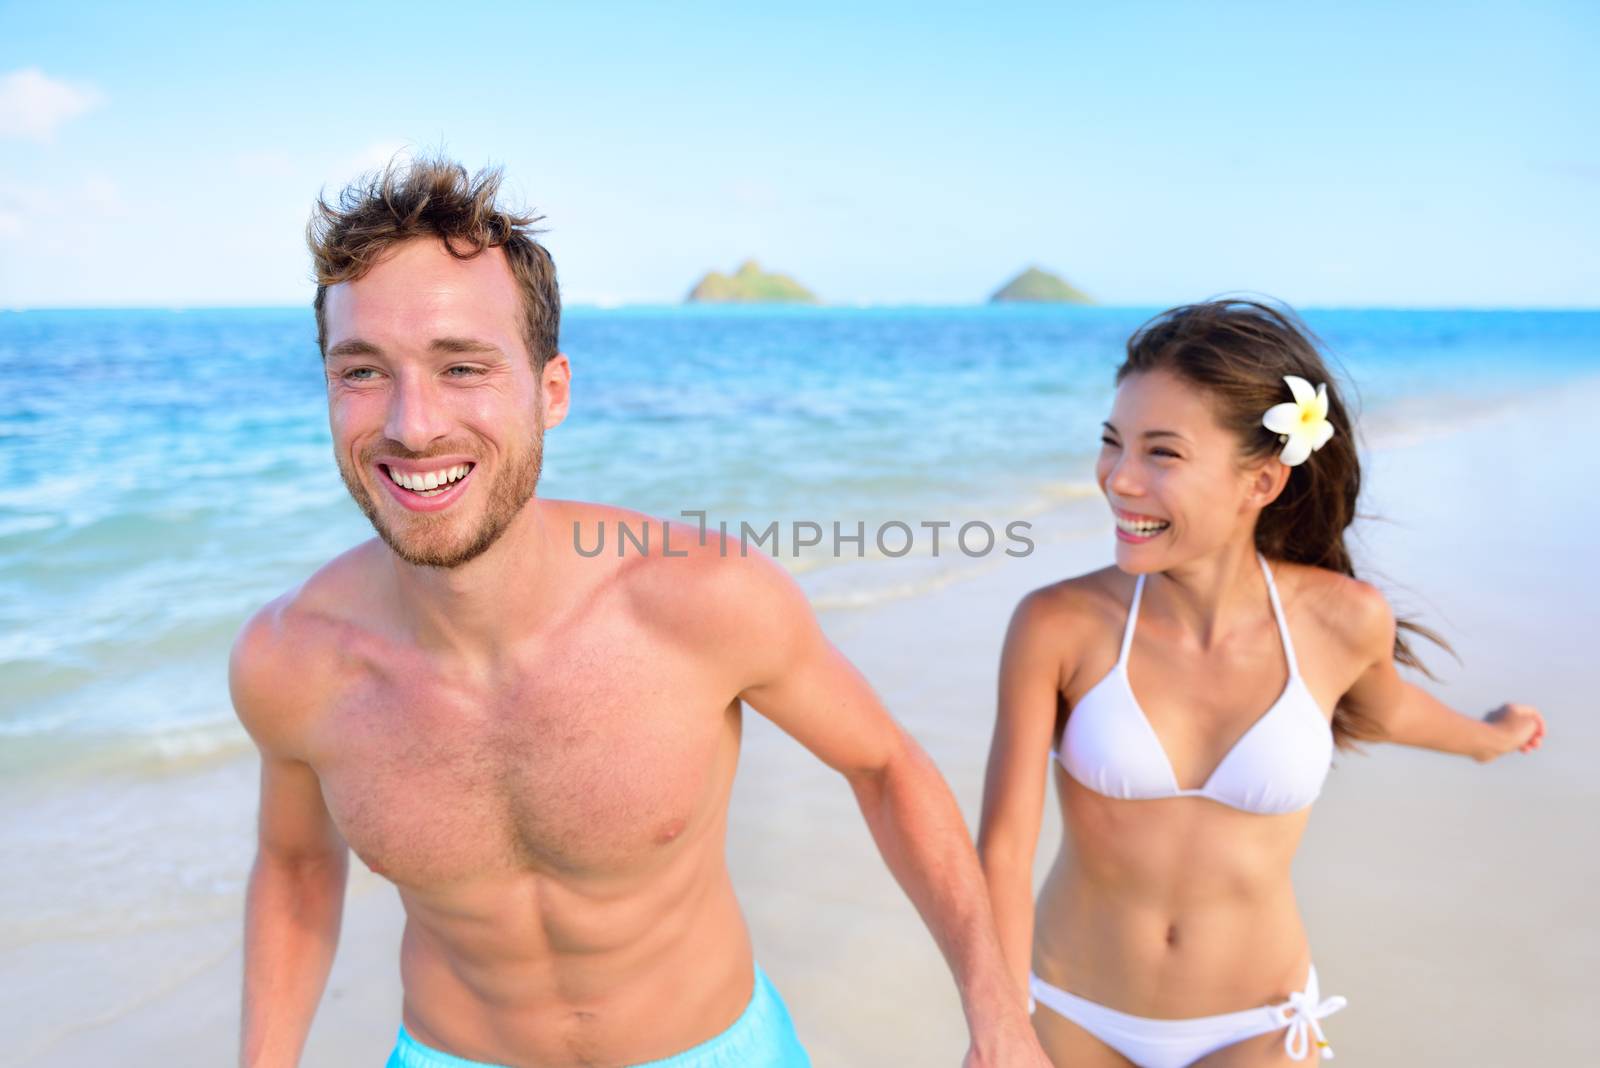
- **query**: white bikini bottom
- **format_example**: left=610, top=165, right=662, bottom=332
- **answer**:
left=1029, top=963, right=1347, bottom=1067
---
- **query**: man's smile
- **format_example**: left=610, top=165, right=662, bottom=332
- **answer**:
left=377, top=459, right=477, bottom=510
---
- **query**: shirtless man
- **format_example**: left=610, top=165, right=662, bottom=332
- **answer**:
left=231, top=157, right=1046, bottom=1068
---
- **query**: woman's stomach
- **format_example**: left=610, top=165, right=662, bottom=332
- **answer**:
left=1032, top=770, right=1316, bottom=1017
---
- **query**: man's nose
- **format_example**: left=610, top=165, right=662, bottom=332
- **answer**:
left=384, top=374, right=451, bottom=453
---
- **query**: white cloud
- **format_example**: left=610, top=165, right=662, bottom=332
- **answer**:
left=0, top=68, right=104, bottom=142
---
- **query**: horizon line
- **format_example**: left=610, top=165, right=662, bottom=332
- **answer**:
left=7, top=300, right=1600, bottom=315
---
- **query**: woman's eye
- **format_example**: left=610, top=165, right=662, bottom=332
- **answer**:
left=1100, top=436, right=1119, bottom=448
left=1151, top=448, right=1179, bottom=459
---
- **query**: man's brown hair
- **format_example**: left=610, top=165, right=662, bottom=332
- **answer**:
left=307, top=154, right=560, bottom=367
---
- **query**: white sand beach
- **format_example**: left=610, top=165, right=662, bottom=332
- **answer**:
left=9, top=376, right=1597, bottom=1066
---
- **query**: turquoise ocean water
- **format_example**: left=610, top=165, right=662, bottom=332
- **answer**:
left=2, top=306, right=1597, bottom=779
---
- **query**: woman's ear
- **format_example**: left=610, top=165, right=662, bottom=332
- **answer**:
left=1246, top=457, right=1292, bottom=510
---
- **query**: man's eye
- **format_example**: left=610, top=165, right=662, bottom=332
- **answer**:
left=341, top=367, right=377, bottom=381
left=446, top=366, right=484, bottom=377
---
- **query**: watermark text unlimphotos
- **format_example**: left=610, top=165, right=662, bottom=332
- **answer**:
left=573, top=511, right=1035, bottom=559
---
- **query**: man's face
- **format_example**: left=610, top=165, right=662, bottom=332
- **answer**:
left=321, top=239, right=569, bottom=569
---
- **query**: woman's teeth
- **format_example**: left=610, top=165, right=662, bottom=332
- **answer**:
left=1116, top=514, right=1171, bottom=537
left=386, top=464, right=472, bottom=496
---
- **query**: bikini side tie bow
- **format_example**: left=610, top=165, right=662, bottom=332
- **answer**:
left=1279, top=987, right=1348, bottom=1060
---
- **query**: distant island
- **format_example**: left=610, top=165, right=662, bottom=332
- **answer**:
left=989, top=266, right=1092, bottom=304
left=686, top=260, right=818, bottom=304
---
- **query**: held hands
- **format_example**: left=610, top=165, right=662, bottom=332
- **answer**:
left=1480, top=702, right=1545, bottom=762
left=964, top=1008, right=1052, bottom=1067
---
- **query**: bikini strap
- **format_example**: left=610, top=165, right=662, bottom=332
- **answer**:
left=1117, top=572, right=1146, bottom=667
left=1256, top=552, right=1301, bottom=677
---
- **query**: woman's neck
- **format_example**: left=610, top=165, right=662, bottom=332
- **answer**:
left=1146, top=541, right=1270, bottom=649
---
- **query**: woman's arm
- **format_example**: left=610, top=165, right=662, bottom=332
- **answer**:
left=977, top=589, right=1068, bottom=1007
left=1338, top=584, right=1545, bottom=761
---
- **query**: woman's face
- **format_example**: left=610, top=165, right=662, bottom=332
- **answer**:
left=1095, top=368, right=1278, bottom=574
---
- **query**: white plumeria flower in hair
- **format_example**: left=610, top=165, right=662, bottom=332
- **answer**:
left=1262, top=375, right=1335, bottom=467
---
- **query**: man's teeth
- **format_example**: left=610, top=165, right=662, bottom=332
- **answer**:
left=1116, top=514, right=1171, bottom=536
left=387, top=464, right=472, bottom=494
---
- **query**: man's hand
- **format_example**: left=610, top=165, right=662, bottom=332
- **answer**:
left=701, top=547, right=1051, bottom=1062
left=963, top=1007, right=1051, bottom=1067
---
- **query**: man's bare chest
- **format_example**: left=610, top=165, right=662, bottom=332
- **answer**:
left=307, top=644, right=741, bottom=885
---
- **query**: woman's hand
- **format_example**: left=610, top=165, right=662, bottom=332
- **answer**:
left=1478, top=703, right=1545, bottom=762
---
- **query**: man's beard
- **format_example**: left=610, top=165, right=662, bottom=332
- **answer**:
left=338, top=429, right=543, bottom=570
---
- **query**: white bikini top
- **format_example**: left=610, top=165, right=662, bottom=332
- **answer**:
left=1053, top=553, right=1333, bottom=815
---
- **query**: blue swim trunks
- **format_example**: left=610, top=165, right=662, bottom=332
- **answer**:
left=385, top=964, right=811, bottom=1067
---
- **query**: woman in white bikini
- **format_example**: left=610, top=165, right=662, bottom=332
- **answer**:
left=977, top=300, right=1545, bottom=1066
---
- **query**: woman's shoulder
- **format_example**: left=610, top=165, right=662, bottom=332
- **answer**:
left=1010, top=566, right=1136, bottom=641
left=1270, top=558, right=1395, bottom=656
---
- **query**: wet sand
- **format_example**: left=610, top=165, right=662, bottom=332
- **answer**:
left=12, top=378, right=1597, bottom=1066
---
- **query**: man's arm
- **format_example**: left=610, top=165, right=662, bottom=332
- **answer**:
left=231, top=603, right=350, bottom=1068
left=721, top=554, right=1047, bottom=1067
left=1337, top=582, right=1545, bottom=761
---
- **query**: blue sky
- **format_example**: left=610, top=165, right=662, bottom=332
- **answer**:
left=1, top=1, right=1595, bottom=308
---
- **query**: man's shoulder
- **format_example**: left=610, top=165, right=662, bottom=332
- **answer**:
left=229, top=539, right=388, bottom=755
left=557, top=500, right=762, bottom=563
left=561, top=502, right=806, bottom=651
left=251, top=538, right=389, bottom=643
left=548, top=500, right=817, bottom=690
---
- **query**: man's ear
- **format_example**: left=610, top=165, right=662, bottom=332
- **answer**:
left=541, top=353, right=572, bottom=429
